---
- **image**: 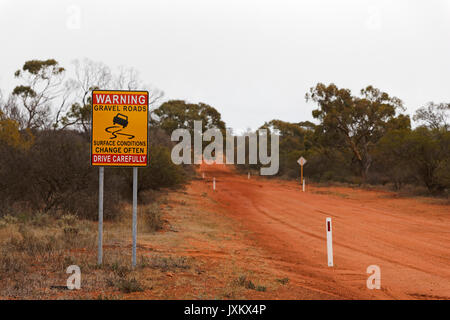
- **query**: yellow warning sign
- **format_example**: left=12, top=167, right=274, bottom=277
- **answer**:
left=91, top=90, right=149, bottom=167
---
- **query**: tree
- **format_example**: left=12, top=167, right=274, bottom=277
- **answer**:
left=59, top=58, right=164, bottom=137
left=374, top=128, right=415, bottom=189
left=257, top=120, right=309, bottom=177
left=13, top=59, right=66, bottom=130
left=306, top=83, right=407, bottom=182
left=152, top=100, right=226, bottom=134
left=377, top=127, right=449, bottom=194
left=0, top=110, right=33, bottom=150
left=408, top=102, right=450, bottom=194
left=413, top=102, right=450, bottom=131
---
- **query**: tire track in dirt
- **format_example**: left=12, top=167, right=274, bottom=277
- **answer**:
left=199, top=163, right=450, bottom=299
left=251, top=200, right=446, bottom=277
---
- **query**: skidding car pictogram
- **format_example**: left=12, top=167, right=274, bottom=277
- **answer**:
left=113, top=113, right=129, bottom=128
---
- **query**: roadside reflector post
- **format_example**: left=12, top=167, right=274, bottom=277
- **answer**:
left=302, top=178, right=305, bottom=192
left=248, top=172, right=250, bottom=180
left=132, top=167, right=138, bottom=268
left=202, top=172, right=205, bottom=179
left=213, top=177, right=216, bottom=191
left=326, top=217, right=333, bottom=267
left=97, top=166, right=104, bottom=265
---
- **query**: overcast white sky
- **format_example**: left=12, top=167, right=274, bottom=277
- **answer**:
left=1, top=0, right=449, bottom=131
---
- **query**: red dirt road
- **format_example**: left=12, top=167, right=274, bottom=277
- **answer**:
left=197, top=163, right=450, bottom=299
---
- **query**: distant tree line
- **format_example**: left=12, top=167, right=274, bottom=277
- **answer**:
left=129, top=83, right=450, bottom=196
left=238, top=84, right=449, bottom=196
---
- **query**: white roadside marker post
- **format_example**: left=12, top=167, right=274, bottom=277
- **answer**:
left=248, top=172, right=250, bottom=180
left=202, top=172, right=205, bottom=179
left=97, top=167, right=104, bottom=265
left=326, top=217, right=333, bottom=267
left=297, top=156, right=307, bottom=191
left=213, top=177, right=216, bottom=191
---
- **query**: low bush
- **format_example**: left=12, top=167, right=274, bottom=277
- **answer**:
left=0, top=127, right=191, bottom=220
left=142, top=203, right=164, bottom=232
left=234, top=275, right=265, bottom=291
left=0, top=130, right=123, bottom=220
left=115, top=277, right=144, bottom=293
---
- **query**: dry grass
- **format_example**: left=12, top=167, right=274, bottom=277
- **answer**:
left=0, top=189, right=203, bottom=299
left=234, top=275, right=266, bottom=292
left=311, top=190, right=350, bottom=199
left=114, top=278, right=144, bottom=293
left=139, top=255, right=191, bottom=271
left=0, top=218, right=98, bottom=298
left=141, top=204, right=164, bottom=233
left=276, top=277, right=289, bottom=285
left=0, top=183, right=279, bottom=300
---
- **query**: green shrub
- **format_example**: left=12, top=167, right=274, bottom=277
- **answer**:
left=256, top=285, right=266, bottom=292
left=119, top=145, right=187, bottom=198
left=276, top=277, right=289, bottom=285
left=234, top=275, right=261, bottom=291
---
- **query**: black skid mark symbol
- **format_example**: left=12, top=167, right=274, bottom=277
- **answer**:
left=105, top=126, right=135, bottom=139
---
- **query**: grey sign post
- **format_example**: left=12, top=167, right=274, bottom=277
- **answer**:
left=132, top=167, right=138, bottom=268
left=98, top=166, right=104, bottom=265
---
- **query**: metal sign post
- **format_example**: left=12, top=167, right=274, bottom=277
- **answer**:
left=98, top=166, right=104, bottom=265
left=132, top=167, right=138, bottom=268
left=301, top=164, right=303, bottom=184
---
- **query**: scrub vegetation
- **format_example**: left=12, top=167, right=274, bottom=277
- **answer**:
left=0, top=59, right=191, bottom=221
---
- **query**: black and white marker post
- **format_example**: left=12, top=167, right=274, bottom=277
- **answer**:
left=326, top=217, right=333, bottom=267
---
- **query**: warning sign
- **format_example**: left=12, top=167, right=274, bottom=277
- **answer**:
left=91, top=90, right=149, bottom=167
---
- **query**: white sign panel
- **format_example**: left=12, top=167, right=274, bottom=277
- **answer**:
left=297, top=156, right=307, bottom=166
